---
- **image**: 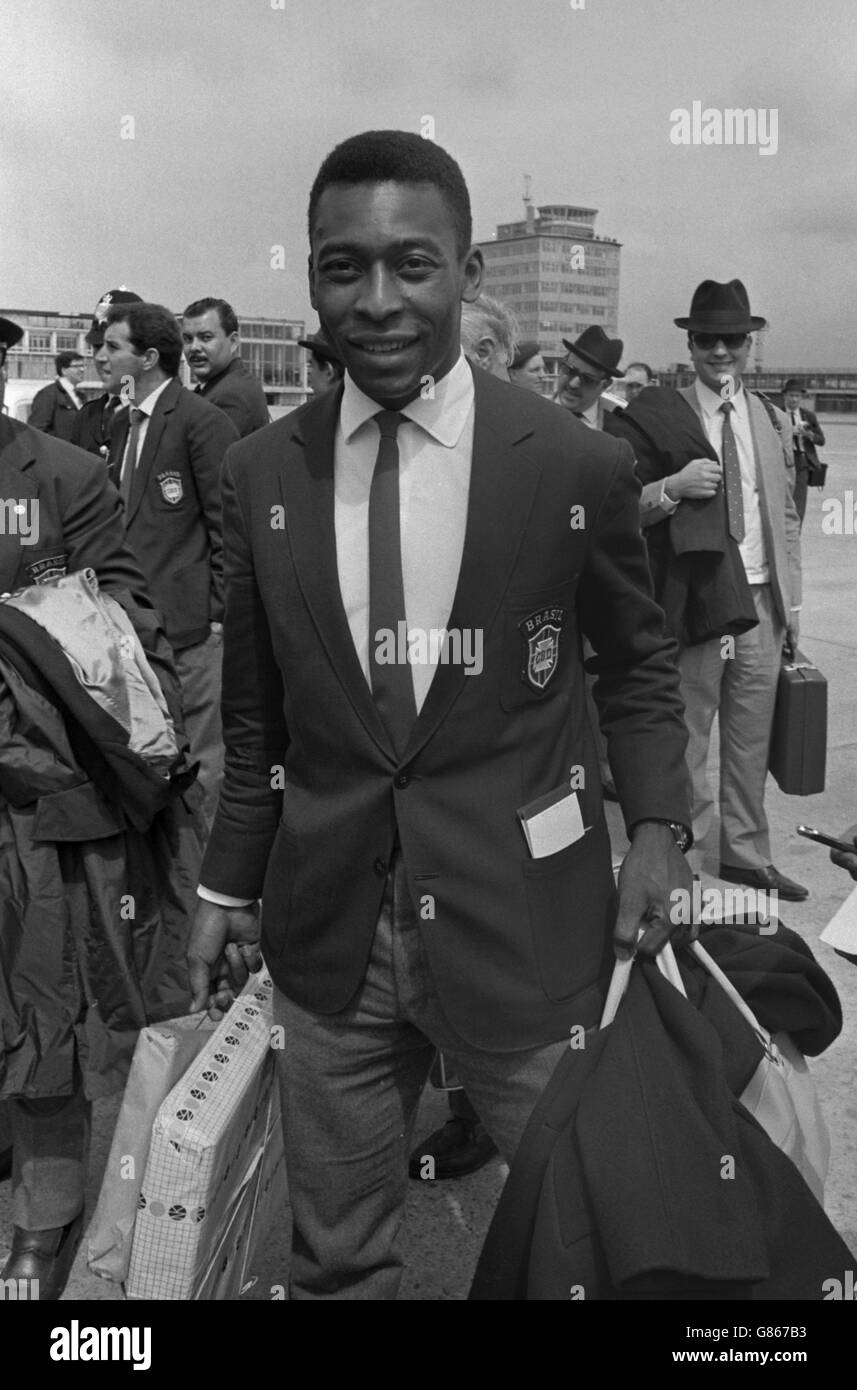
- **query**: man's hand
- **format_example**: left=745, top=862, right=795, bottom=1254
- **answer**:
left=786, top=612, right=800, bottom=657
left=614, top=821, right=694, bottom=961
left=830, top=823, right=857, bottom=881
left=188, top=899, right=262, bottom=1017
left=667, top=458, right=722, bottom=500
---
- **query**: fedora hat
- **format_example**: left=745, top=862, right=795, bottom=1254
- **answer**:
left=0, top=315, right=24, bottom=349
left=781, top=378, right=804, bottom=395
left=561, top=326, right=624, bottom=379
left=674, top=278, right=766, bottom=333
left=85, top=287, right=143, bottom=346
left=297, top=328, right=342, bottom=366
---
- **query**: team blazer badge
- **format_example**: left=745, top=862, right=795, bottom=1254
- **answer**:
left=157, top=471, right=184, bottom=504
left=519, top=605, right=567, bottom=691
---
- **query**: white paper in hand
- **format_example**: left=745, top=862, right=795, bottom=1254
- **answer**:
left=820, top=884, right=857, bottom=958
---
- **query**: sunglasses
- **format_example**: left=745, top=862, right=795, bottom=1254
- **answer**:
left=691, top=333, right=749, bottom=350
left=560, top=362, right=607, bottom=388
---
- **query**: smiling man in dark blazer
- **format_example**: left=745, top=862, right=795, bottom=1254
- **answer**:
left=98, top=303, right=238, bottom=825
left=188, top=131, right=693, bottom=1300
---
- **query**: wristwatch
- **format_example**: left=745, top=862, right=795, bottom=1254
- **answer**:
left=641, top=819, right=692, bottom=853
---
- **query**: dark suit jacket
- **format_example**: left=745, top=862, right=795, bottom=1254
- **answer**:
left=28, top=379, right=82, bottom=442
left=470, top=938, right=848, bottom=1300
left=0, top=414, right=183, bottom=720
left=786, top=404, right=825, bottom=474
left=200, top=366, right=692, bottom=1051
left=610, top=384, right=801, bottom=643
left=195, top=358, right=269, bottom=438
left=108, top=379, right=239, bottom=650
left=71, top=393, right=119, bottom=458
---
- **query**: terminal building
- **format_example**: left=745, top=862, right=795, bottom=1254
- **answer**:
left=478, top=199, right=621, bottom=387
left=1, top=306, right=308, bottom=416
left=659, top=364, right=857, bottom=413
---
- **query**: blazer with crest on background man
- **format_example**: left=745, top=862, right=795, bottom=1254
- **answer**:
left=100, top=303, right=239, bottom=827
left=609, top=279, right=804, bottom=903
left=187, top=130, right=693, bottom=1301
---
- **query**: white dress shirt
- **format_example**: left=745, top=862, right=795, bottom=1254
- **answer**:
left=694, top=378, right=769, bottom=584
left=199, top=353, right=476, bottom=908
left=336, top=351, right=474, bottom=711
left=57, top=376, right=83, bottom=410
left=118, top=376, right=172, bottom=488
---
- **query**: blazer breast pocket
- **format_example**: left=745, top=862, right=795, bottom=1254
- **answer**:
left=500, top=577, right=579, bottom=712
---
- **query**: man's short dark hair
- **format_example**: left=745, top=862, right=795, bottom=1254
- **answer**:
left=182, top=297, right=239, bottom=336
left=56, top=351, right=84, bottom=375
left=107, top=302, right=183, bottom=377
left=308, top=130, right=472, bottom=257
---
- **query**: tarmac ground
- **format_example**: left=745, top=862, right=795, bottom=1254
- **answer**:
left=2, top=419, right=855, bottom=1302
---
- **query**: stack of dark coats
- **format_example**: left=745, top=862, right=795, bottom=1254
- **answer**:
left=471, top=925, right=853, bottom=1300
left=0, top=573, right=204, bottom=1101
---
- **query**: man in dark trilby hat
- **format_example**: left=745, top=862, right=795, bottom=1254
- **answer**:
left=779, top=378, right=825, bottom=526
left=298, top=327, right=345, bottom=397
left=610, top=278, right=805, bottom=902
left=71, top=288, right=144, bottom=458
left=555, top=326, right=625, bottom=429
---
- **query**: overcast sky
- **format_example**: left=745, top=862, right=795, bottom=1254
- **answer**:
left=2, top=0, right=855, bottom=370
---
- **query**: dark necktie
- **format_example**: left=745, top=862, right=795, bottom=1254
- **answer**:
left=120, top=407, right=144, bottom=507
left=368, top=410, right=417, bottom=756
left=102, top=395, right=121, bottom=446
left=719, top=401, right=745, bottom=543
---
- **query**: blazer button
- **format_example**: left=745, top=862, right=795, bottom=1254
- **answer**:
left=394, top=771, right=410, bottom=789
left=373, top=858, right=387, bottom=876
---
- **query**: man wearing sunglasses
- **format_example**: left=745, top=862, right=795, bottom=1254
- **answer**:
left=609, top=279, right=804, bottom=903
left=555, top=326, right=625, bottom=429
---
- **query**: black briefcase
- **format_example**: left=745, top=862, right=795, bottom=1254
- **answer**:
left=768, top=649, right=827, bottom=795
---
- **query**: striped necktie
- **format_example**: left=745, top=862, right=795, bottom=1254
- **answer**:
left=719, top=401, right=745, bottom=542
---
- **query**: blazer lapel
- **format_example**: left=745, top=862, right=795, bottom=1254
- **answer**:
left=126, top=379, right=180, bottom=525
left=403, top=367, right=544, bottom=761
left=745, top=391, right=786, bottom=611
left=283, top=387, right=396, bottom=760
left=283, top=370, right=545, bottom=765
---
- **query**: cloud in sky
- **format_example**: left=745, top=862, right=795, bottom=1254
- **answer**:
left=2, top=0, right=855, bottom=368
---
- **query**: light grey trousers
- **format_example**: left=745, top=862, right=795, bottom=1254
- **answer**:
left=678, top=583, right=784, bottom=872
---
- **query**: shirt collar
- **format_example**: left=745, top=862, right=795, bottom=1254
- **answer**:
left=57, top=377, right=80, bottom=401
left=580, top=400, right=600, bottom=427
left=695, top=376, right=747, bottom=419
left=134, top=376, right=173, bottom=417
left=340, top=352, right=474, bottom=448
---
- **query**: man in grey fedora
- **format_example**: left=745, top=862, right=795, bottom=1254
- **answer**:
left=609, top=279, right=806, bottom=902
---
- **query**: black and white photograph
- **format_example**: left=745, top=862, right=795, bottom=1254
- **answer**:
left=1, top=0, right=856, bottom=1356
